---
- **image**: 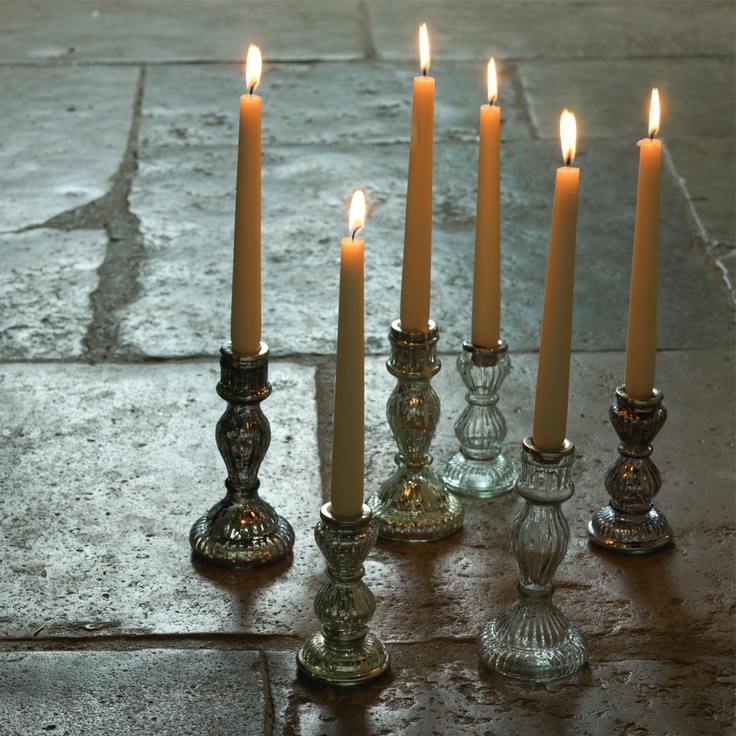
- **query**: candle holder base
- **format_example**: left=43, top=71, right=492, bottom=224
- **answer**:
left=366, top=320, right=464, bottom=542
left=440, top=341, right=517, bottom=499
left=297, top=504, right=389, bottom=686
left=189, top=342, right=294, bottom=569
left=588, top=386, right=673, bottom=554
left=478, top=437, right=587, bottom=682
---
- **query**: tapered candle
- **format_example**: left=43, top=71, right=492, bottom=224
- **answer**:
left=471, top=58, right=502, bottom=348
left=400, top=23, right=434, bottom=334
left=231, top=44, right=262, bottom=357
left=625, top=89, right=662, bottom=400
left=331, top=191, right=366, bottom=520
left=532, top=110, right=580, bottom=452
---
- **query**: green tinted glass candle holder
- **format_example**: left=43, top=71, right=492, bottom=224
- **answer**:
left=440, top=340, right=517, bottom=498
left=189, top=342, right=294, bottom=568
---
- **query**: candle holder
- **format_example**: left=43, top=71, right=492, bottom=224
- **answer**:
left=366, top=320, right=464, bottom=541
left=588, top=386, right=673, bottom=553
left=440, top=340, right=517, bottom=498
left=297, top=503, right=390, bottom=685
left=189, top=341, right=294, bottom=568
left=478, top=437, right=587, bottom=682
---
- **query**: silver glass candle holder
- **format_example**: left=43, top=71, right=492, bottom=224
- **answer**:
left=478, top=437, right=588, bottom=682
left=297, top=503, right=390, bottom=685
left=366, top=319, right=464, bottom=542
left=440, top=340, right=517, bottom=498
left=189, top=341, right=294, bottom=568
left=588, top=386, right=673, bottom=553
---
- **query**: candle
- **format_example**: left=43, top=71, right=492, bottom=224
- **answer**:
left=471, top=58, right=502, bottom=348
left=231, top=44, right=262, bottom=356
left=400, top=23, right=435, bottom=334
left=330, top=191, right=366, bottom=520
left=625, top=88, right=662, bottom=400
left=532, top=110, right=580, bottom=452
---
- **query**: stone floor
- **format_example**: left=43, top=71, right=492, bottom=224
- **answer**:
left=0, top=1, right=734, bottom=734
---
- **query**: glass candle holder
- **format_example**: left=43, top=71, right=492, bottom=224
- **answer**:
left=297, top=503, right=390, bottom=685
left=366, top=320, right=464, bottom=542
left=478, top=437, right=587, bottom=682
left=189, top=342, right=294, bottom=568
left=440, top=340, right=517, bottom=498
left=588, top=386, right=673, bottom=553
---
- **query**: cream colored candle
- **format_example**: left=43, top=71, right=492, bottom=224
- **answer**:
left=471, top=58, right=502, bottom=348
left=625, top=89, right=662, bottom=400
left=330, top=191, right=366, bottom=520
left=532, top=110, right=580, bottom=452
left=400, top=23, right=434, bottom=334
left=231, top=44, right=262, bottom=356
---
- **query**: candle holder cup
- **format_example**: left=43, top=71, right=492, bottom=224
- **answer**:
left=588, top=386, right=673, bottom=553
left=189, top=342, right=294, bottom=568
left=440, top=340, right=516, bottom=498
left=478, top=437, right=587, bottom=682
left=366, top=320, right=464, bottom=541
left=297, top=503, right=389, bottom=685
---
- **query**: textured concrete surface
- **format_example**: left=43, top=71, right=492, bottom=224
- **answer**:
left=0, top=1, right=733, bottom=735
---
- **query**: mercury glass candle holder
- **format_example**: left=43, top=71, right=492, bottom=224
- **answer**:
left=366, top=320, right=464, bottom=541
left=189, top=341, right=294, bottom=568
left=440, top=340, right=517, bottom=498
left=588, top=386, right=673, bottom=553
left=297, top=503, right=390, bottom=685
left=478, top=437, right=588, bottom=682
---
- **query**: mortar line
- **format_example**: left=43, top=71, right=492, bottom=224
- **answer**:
left=82, top=64, right=147, bottom=362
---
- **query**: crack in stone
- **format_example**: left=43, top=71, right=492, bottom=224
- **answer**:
left=259, top=651, right=275, bottom=736
left=357, top=0, right=378, bottom=62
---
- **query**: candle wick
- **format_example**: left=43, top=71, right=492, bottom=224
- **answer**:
left=566, top=156, right=572, bottom=167
left=650, top=131, right=655, bottom=140
left=352, top=228, right=360, bottom=240
left=490, top=96, right=497, bottom=106
left=422, top=68, right=427, bottom=77
left=249, top=84, right=256, bottom=95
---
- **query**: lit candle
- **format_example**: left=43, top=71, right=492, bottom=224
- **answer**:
left=231, top=44, right=262, bottom=356
left=400, top=23, right=434, bottom=334
left=532, top=110, right=580, bottom=452
left=330, top=191, right=366, bottom=520
left=471, top=58, right=502, bottom=348
left=625, top=89, right=662, bottom=400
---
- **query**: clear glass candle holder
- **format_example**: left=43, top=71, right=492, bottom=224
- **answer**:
left=478, top=437, right=587, bottom=682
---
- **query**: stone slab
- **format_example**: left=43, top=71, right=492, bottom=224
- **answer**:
left=362, top=349, right=735, bottom=652
left=0, top=0, right=364, bottom=63
left=0, top=66, right=139, bottom=232
left=0, top=229, right=106, bottom=360
left=0, top=350, right=732, bottom=657
left=368, top=0, right=736, bottom=61
left=1, top=649, right=266, bottom=736
left=124, top=134, right=733, bottom=359
left=0, top=361, right=321, bottom=640
left=268, top=650, right=734, bottom=736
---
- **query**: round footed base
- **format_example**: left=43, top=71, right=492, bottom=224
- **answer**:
left=297, top=631, right=390, bottom=686
left=440, top=451, right=517, bottom=499
left=478, top=606, right=587, bottom=682
left=366, top=479, right=464, bottom=542
left=587, top=504, right=673, bottom=554
left=190, top=498, right=294, bottom=568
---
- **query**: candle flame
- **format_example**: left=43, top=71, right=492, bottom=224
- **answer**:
left=487, top=58, right=497, bottom=104
left=245, top=44, right=262, bottom=93
left=419, top=23, right=430, bottom=74
left=560, top=109, right=576, bottom=165
left=649, top=88, right=660, bottom=137
left=349, top=190, right=366, bottom=237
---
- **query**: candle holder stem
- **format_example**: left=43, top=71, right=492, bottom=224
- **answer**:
left=366, top=320, right=463, bottom=541
left=440, top=340, right=516, bottom=498
left=588, top=386, right=673, bottom=553
left=478, top=437, right=587, bottom=682
left=297, top=503, right=389, bottom=685
left=189, top=342, right=294, bottom=568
